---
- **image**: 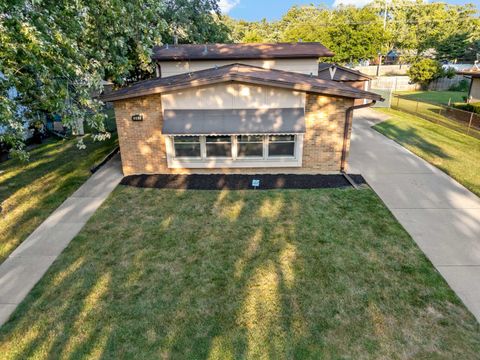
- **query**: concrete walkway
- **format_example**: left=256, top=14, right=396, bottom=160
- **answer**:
left=0, top=154, right=123, bottom=326
left=349, top=109, right=480, bottom=322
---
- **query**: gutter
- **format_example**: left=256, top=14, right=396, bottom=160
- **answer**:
left=340, top=99, right=377, bottom=173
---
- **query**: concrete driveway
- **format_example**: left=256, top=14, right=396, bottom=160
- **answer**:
left=349, top=109, right=480, bottom=322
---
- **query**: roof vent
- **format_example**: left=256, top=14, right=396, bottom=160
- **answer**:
left=166, top=44, right=169, bottom=49
left=215, top=64, right=218, bottom=70
left=203, top=45, right=208, bottom=55
left=299, top=38, right=303, bottom=42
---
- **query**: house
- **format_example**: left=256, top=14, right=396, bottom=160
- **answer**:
left=101, top=43, right=382, bottom=175
left=317, top=63, right=372, bottom=105
left=457, top=63, right=480, bottom=102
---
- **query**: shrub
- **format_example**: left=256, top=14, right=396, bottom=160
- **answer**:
left=449, top=79, right=470, bottom=92
left=407, top=59, right=454, bottom=89
left=452, top=102, right=480, bottom=114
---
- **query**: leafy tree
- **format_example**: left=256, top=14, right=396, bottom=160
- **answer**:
left=0, top=0, right=229, bottom=160
left=407, top=59, right=453, bottom=89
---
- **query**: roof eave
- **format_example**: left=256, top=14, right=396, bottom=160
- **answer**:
left=100, top=76, right=381, bottom=103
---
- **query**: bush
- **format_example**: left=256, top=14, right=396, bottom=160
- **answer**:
left=449, top=79, right=470, bottom=92
left=407, top=59, right=453, bottom=89
left=452, top=102, right=480, bottom=114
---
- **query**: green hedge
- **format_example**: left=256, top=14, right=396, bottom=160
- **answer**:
left=452, top=102, right=480, bottom=114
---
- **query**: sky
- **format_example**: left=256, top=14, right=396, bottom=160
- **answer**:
left=219, top=0, right=478, bottom=21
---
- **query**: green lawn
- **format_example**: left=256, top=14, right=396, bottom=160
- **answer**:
left=0, top=134, right=118, bottom=262
left=396, top=90, right=467, bottom=105
left=374, top=108, right=480, bottom=196
left=1, top=187, right=479, bottom=359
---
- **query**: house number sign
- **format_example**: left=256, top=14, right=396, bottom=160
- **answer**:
left=131, top=114, right=143, bottom=121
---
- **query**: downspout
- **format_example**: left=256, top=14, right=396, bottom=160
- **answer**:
left=340, top=99, right=377, bottom=173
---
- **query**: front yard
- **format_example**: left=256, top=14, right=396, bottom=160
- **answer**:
left=1, top=186, right=479, bottom=359
left=374, top=108, right=480, bottom=196
left=0, top=135, right=118, bottom=262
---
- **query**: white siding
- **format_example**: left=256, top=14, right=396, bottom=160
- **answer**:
left=158, top=59, right=319, bottom=77
left=161, top=83, right=305, bottom=110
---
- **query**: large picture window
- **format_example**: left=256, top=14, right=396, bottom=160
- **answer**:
left=268, top=135, right=295, bottom=157
left=206, top=136, right=232, bottom=157
left=168, top=134, right=302, bottom=168
left=173, top=136, right=201, bottom=158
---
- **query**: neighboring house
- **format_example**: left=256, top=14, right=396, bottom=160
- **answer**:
left=457, top=63, right=480, bottom=102
left=317, top=63, right=372, bottom=105
left=101, top=42, right=381, bottom=175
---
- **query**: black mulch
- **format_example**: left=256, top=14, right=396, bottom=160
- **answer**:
left=120, top=174, right=366, bottom=190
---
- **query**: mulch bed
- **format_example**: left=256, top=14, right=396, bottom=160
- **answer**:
left=120, top=174, right=366, bottom=190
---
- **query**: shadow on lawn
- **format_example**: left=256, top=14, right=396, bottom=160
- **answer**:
left=374, top=121, right=451, bottom=160
left=1, top=187, right=479, bottom=359
left=0, top=136, right=118, bottom=261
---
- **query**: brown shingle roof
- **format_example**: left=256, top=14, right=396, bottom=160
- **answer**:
left=457, top=65, right=480, bottom=78
left=100, top=64, right=382, bottom=102
left=317, top=63, right=372, bottom=82
left=152, top=42, right=334, bottom=61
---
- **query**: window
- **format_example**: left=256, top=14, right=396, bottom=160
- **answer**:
left=206, top=136, right=232, bottom=157
left=268, top=135, right=295, bottom=157
left=168, top=134, right=302, bottom=168
left=237, top=135, right=263, bottom=158
left=173, top=136, right=201, bottom=158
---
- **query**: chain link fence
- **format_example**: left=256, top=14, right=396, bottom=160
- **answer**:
left=391, top=94, right=480, bottom=139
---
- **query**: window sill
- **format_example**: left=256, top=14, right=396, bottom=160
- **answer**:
left=167, top=158, right=302, bottom=169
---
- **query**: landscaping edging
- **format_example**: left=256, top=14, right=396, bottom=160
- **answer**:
left=90, top=146, right=120, bottom=173
left=120, top=173, right=366, bottom=190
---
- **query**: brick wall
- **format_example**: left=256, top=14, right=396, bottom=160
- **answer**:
left=113, top=92, right=354, bottom=175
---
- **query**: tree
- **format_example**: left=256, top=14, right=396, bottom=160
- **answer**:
left=407, top=59, right=453, bottom=89
left=0, top=0, right=229, bottom=160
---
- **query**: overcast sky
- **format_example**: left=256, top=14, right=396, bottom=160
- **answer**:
left=219, top=0, right=476, bottom=21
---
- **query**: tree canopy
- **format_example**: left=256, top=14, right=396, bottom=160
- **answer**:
left=0, top=0, right=228, bottom=159
left=224, top=1, right=479, bottom=64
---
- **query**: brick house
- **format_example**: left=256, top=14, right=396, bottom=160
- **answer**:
left=101, top=43, right=381, bottom=175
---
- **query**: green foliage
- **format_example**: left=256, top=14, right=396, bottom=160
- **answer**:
left=407, top=59, right=450, bottom=89
left=224, top=1, right=479, bottom=63
left=0, top=0, right=228, bottom=160
left=452, top=102, right=480, bottom=115
left=449, top=79, right=470, bottom=92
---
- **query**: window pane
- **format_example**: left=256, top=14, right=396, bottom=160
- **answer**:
left=206, top=143, right=231, bottom=157
left=206, top=136, right=231, bottom=143
left=175, top=136, right=200, bottom=143
left=238, top=135, right=263, bottom=143
left=238, top=143, right=263, bottom=157
left=269, top=135, right=295, bottom=142
left=174, top=143, right=201, bottom=157
left=269, top=142, right=295, bottom=157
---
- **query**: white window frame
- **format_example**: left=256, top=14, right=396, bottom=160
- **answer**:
left=205, top=135, right=233, bottom=158
left=171, top=136, right=202, bottom=159
left=166, top=134, right=303, bottom=169
left=267, top=135, right=297, bottom=158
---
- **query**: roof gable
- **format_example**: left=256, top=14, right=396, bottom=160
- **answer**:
left=318, top=63, right=372, bottom=82
left=152, top=42, right=334, bottom=61
left=101, top=64, right=381, bottom=102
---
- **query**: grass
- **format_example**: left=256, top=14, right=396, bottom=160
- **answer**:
left=0, top=186, right=479, bottom=359
left=0, top=134, right=118, bottom=262
left=395, top=90, right=468, bottom=105
left=391, top=95, right=480, bottom=139
left=373, top=108, right=480, bottom=196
